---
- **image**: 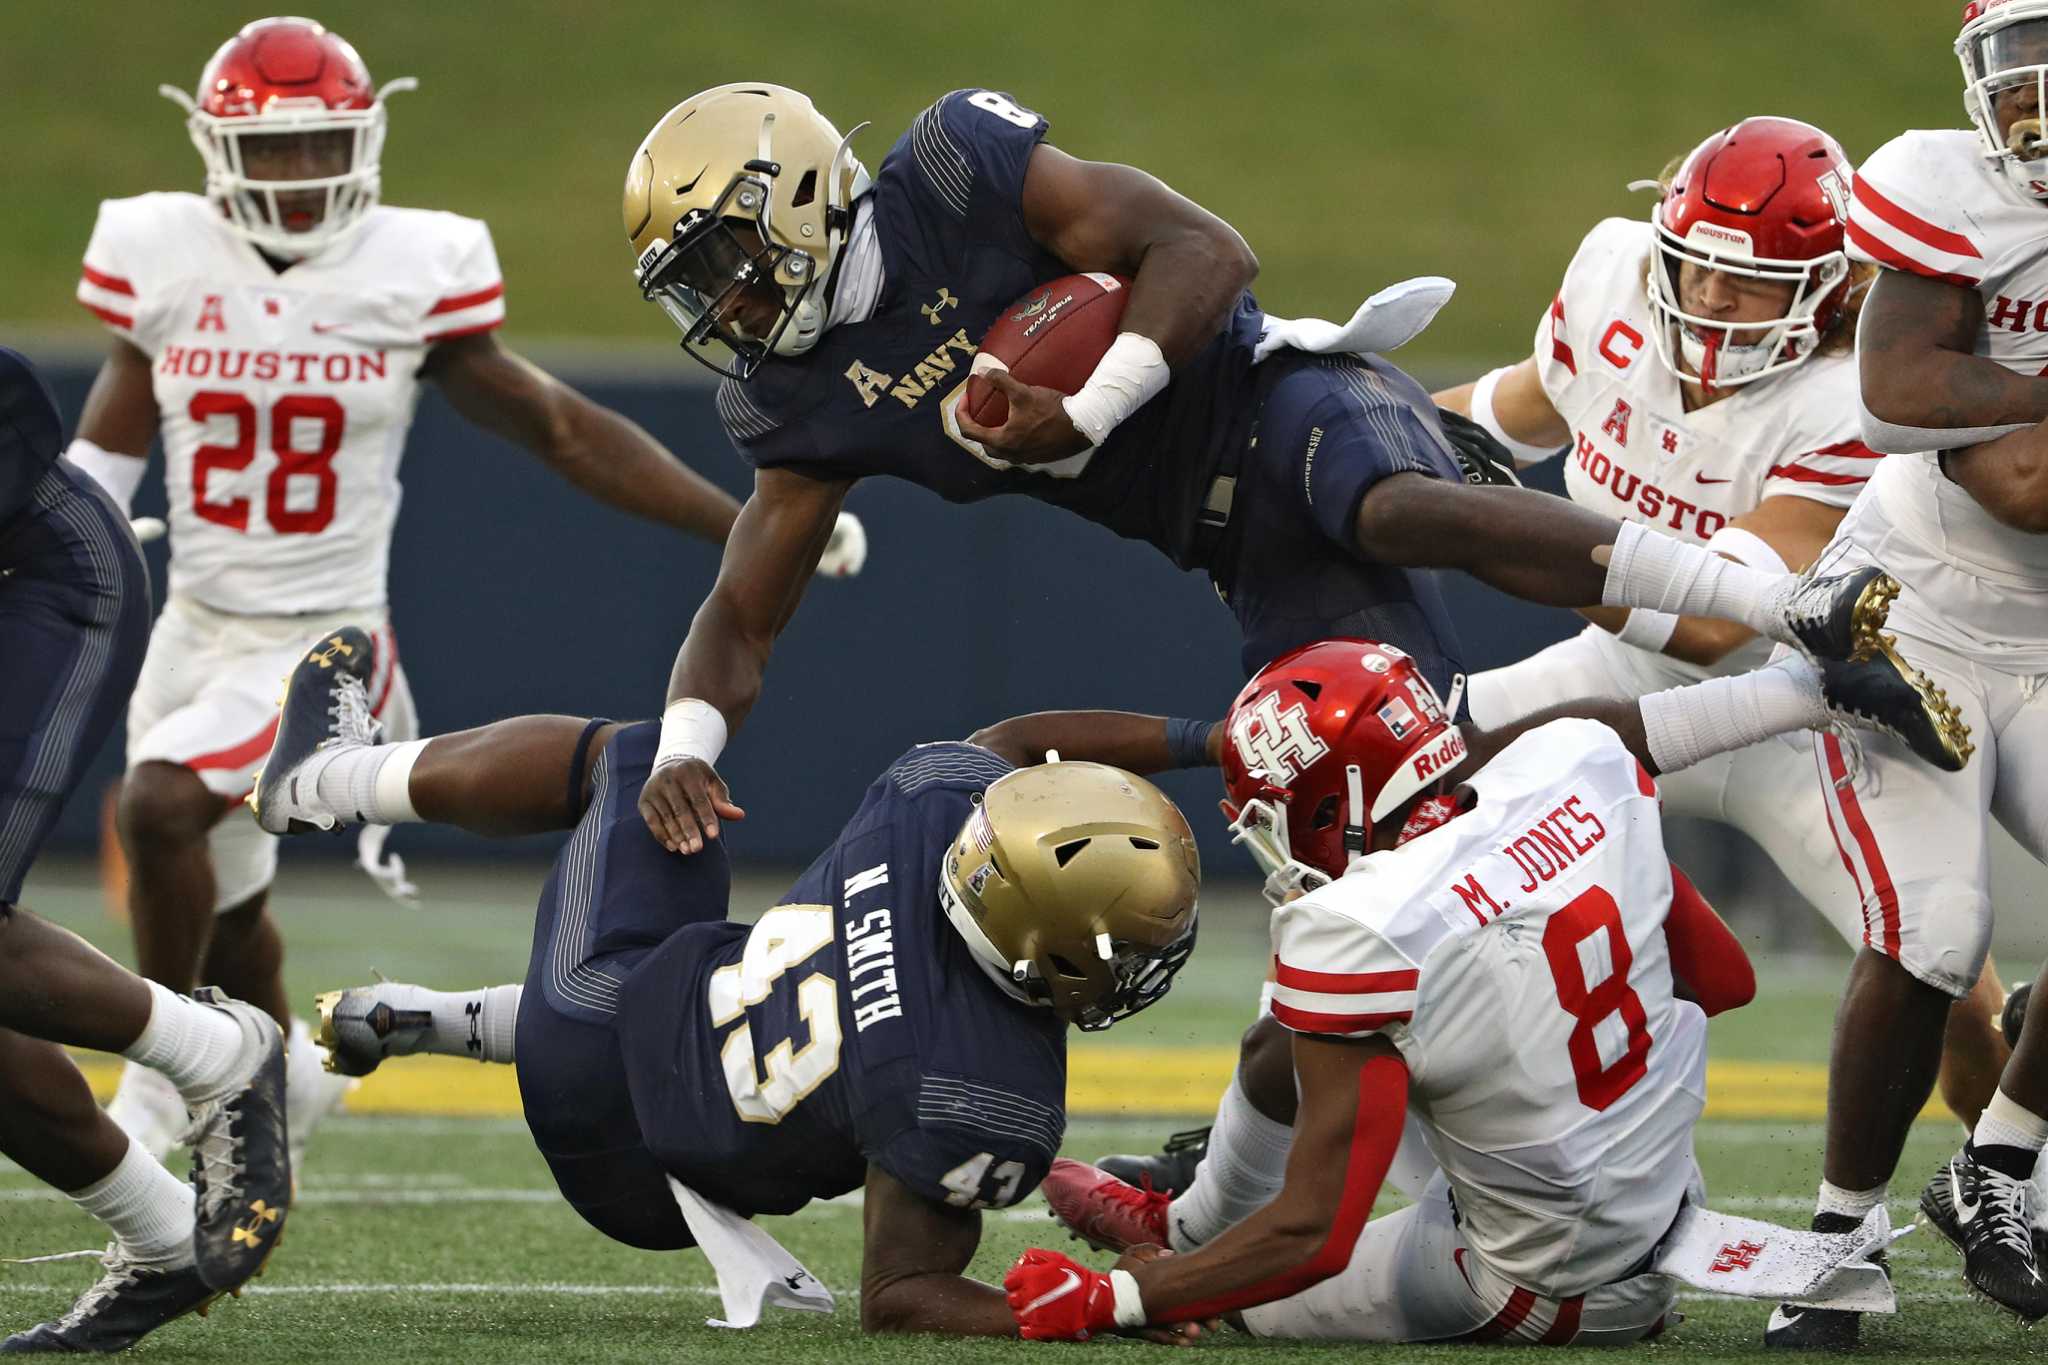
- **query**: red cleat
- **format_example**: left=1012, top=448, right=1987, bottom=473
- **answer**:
left=1041, top=1158, right=1170, bottom=1253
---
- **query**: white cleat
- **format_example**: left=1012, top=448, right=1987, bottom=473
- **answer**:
left=104, top=1062, right=188, bottom=1162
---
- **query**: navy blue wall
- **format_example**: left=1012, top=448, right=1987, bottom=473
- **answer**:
left=30, top=358, right=1581, bottom=867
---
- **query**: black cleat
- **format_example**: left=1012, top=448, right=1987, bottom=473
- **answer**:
left=1764, top=1210, right=1883, bottom=1350
left=247, top=626, right=379, bottom=835
left=1932, top=1144, right=2048, bottom=1322
left=1817, top=645, right=1973, bottom=772
left=2004, top=982, right=2032, bottom=1051
left=185, top=988, right=292, bottom=1293
left=0, top=1250, right=221, bottom=1353
left=1779, top=564, right=1899, bottom=665
left=1097, top=1125, right=1210, bottom=1197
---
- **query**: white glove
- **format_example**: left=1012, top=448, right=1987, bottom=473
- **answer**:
left=813, top=510, right=868, bottom=578
left=129, top=516, right=166, bottom=544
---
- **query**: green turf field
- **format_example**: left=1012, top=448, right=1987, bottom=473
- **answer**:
left=6, top=3, right=1968, bottom=368
left=1, top=858, right=2010, bottom=1361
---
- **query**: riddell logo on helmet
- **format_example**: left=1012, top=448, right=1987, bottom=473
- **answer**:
left=1410, top=728, right=1467, bottom=783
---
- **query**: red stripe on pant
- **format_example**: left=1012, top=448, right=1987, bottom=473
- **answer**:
left=1820, top=733, right=1900, bottom=958
left=1472, top=1287, right=1536, bottom=1342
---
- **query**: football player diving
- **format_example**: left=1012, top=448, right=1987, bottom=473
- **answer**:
left=618, top=82, right=1934, bottom=863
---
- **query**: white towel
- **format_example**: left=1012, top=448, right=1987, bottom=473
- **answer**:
left=1651, top=1202, right=1903, bottom=1312
left=1252, top=276, right=1458, bottom=364
left=668, top=1178, right=836, bottom=1329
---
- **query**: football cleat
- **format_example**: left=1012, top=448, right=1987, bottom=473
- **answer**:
left=1778, top=565, right=1898, bottom=665
left=1926, top=1144, right=2048, bottom=1322
left=0, top=1249, right=221, bottom=1354
left=1817, top=644, right=1973, bottom=772
left=247, top=626, right=379, bottom=835
left=183, top=988, right=292, bottom=1293
left=2004, top=982, right=2032, bottom=1051
left=1041, top=1158, right=1169, bottom=1254
left=1097, top=1125, right=1210, bottom=1197
left=1763, top=1210, right=1883, bottom=1350
left=315, top=984, right=434, bottom=1077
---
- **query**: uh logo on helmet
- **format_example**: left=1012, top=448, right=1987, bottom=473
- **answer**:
left=623, top=84, right=872, bottom=381
left=1223, top=639, right=1470, bottom=905
left=1960, top=0, right=2048, bottom=197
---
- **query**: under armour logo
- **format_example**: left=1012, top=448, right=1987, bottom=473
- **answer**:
left=783, top=1270, right=812, bottom=1290
left=921, top=288, right=960, bottom=325
left=231, top=1199, right=283, bottom=1247
left=1709, top=1239, right=1766, bottom=1273
left=1661, top=430, right=1679, bottom=455
left=307, top=636, right=356, bottom=670
left=465, top=999, right=483, bottom=1054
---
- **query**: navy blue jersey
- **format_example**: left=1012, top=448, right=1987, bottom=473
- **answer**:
left=0, top=349, right=64, bottom=535
left=717, top=88, right=1266, bottom=569
left=615, top=742, right=1068, bottom=1216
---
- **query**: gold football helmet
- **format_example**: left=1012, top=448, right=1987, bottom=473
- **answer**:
left=940, top=761, right=1200, bottom=1031
left=623, top=83, right=869, bottom=380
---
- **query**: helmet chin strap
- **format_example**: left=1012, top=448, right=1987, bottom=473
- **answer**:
left=1341, top=763, right=1368, bottom=859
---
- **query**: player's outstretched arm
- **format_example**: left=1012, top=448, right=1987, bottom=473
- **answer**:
left=1858, top=270, right=2048, bottom=446
left=639, top=468, right=851, bottom=852
left=1008, top=1036, right=1407, bottom=1339
left=858, top=1165, right=1013, bottom=1336
left=424, top=332, right=740, bottom=546
left=957, top=147, right=1257, bottom=465
left=967, top=712, right=1220, bottom=773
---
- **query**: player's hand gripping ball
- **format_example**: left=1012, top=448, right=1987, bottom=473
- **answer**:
left=957, top=273, right=1129, bottom=464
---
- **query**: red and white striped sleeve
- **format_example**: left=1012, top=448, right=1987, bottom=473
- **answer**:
left=1846, top=134, right=1986, bottom=289
left=422, top=219, right=506, bottom=346
left=1268, top=898, right=1419, bottom=1039
left=76, top=201, right=141, bottom=337
left=1760, top=437, right=1884, bottom=508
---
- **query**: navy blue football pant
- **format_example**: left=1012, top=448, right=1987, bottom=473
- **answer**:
left=516, top=719, right=726, bottom=1250
left=0, top=461, right=149, bottom=908
left=1220, top=354, right=1470, bottom=700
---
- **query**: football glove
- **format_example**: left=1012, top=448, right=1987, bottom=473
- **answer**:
left=1005, top=1248, right=1119, bottom=1341
left=1435, top=408, right=1523, bottom=488
left=814, top=510, right=867, bottom=578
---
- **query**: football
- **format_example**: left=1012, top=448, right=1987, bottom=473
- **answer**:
left=963, top=272, right=1130, bottom=427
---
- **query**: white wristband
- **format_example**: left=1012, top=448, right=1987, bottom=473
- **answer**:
left=65, top=437, right=146, bottom=517
left=1469, top=366, right=1564, bottom=468
left=1615, top=608, right=1680, bottom=652
left=1108, top=1269, right=1147, bottom=1329
left=1703, top=524, right=1789, bottom=575
left=654, top=698, right=728, bottom=772
left=1061, top=332, right=1169, bottom=448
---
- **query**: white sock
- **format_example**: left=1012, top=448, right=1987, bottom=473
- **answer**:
left=374, top=983, right=522, bottom=1062
left=1815, top=1179, right=1885, bottom=1222
left=68, top=1139, right=195, bottom=1267
left=120, top=981, right=248, bottom=1106
left=1166, top=1073, right=1294, bottom=1251
left=309, top=738, right=427, bottom=825
left=1602, top=521, right=1796, bottom=643
left=1638, top=654, right=1825, bottom=774
left=1976, top=1087, right=2048, bottom=1153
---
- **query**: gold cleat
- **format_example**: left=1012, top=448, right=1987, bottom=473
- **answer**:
left=1819, top=637, right=1974, bottom=773
left=1847, top=573, right=1900, bottom=663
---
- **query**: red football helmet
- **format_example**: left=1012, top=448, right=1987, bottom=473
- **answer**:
left=1641, top=117, right=1853, bottom=392
left=160, top=17, right=415, bottom=259
left=1959, top=0, right=2048, bottom=197
left=1221, top=640, right=1469, bottom=904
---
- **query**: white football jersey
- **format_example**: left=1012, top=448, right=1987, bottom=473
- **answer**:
left=1840, top=130, right=2048, bottom=666
left=1271, top=719, right=1707, bottom=1299
left=1533, top=218, right=1873, bottom=545
left=75, top=192, right=505, bottom=615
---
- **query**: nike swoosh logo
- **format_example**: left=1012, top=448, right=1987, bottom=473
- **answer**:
left=311, top=321, right=347, bottom=335
left=1020, top=1268, right=1083, bottom=1316
left=1953, top=1169, right=1982, bottom=1225
left=1694, top=474, right=1732, bottom=485
left=1453, top=1247, right=1475, bottom=1290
